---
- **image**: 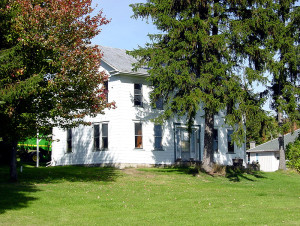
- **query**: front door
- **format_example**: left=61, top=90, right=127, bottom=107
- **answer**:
left=175, top=125, right=200, bottom=161
left=179, top=129, right=190, bottom=161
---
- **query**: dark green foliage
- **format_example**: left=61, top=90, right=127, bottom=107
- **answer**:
left=129, top=1, right=299, bottom=170
left=129, top=0, right=299, bottom=170
left=268, top=1, right=300, bottom=129
left=286, top=135, right=300, bottom=172
left=246, top=110, right=278, bottom=147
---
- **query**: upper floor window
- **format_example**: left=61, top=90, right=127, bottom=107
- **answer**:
left=134, top=84, right=143, bottom=107
left=227, top=129, right=234, bottom=153
left=135, top=122, right=143, bottom=148
left=67, top=128, right=72, bottom=153
left=155, top=97, right=163, bottom=110
left=154, top=124, right=163, bottom=150
left=104, top=81, right=108, bottom=103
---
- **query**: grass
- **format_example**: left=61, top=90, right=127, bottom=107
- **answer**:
left=0, top=164, right=300, bottom=225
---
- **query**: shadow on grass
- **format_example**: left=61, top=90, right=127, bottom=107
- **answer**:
left=0, top=183, right=39, bottom=214
left=16, top=164, right=120, bottom=184
left=0, top=164, right=121, bottom=214
left=142, top=165, right=267, bottom=182
left=141, top=166, right=206, bottom=177
left=226, top=166, right=267, bottom=182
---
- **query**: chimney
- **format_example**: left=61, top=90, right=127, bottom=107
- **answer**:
left=250, top=141, right=256, bottom=149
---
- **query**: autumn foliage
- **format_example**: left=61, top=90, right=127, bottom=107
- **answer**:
left=0, top=0, right=112, bottom=180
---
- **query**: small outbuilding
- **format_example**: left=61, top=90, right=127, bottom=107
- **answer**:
left=247, top=129, right=300, bottom=172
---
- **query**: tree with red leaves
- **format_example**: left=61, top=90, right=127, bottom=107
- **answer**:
left=0, top=0, right=112, bottom=181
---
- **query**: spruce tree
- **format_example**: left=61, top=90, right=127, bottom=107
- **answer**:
left=267, top=1, right=300, bottom=170
left=129, top=0, right=297, bottom=171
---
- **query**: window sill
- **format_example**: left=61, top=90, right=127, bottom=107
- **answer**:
left=134, top=148, right=145, bottom=151
left=227, top=152, right=235, bottom=154
left=152, top=148, right=164, bottom=151
left=93, top=149, right=109, bottom=152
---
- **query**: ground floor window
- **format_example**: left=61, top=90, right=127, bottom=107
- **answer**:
left=93, top=123, right=108, bottom=151
left=67, top=128, right=72, bottom=153
left=102, top=123, right=108, bottom=149
left=227, top=129, right=234, bottom=153
left=154, top=124, right=163, bottom=150
left=135, top=122, right=143, bottom=148
left=213, top=129, right=218, bottom=152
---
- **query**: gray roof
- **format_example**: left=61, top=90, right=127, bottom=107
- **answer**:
left=100, top=46, right=148, bottom=75
left=247, top=129, right=300, bottom=153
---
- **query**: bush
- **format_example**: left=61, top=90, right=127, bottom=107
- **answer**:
left=286, top=136, right=300, bottom=172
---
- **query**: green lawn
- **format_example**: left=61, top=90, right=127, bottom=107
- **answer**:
left=0, top=165, right=299, bottom=225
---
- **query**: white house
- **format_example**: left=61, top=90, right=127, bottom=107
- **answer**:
left=247, top=129, right=300, bottom=172
left=51, top=46, right=246, bottom=168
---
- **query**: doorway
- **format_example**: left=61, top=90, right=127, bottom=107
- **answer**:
left=174, top=124, right=200, bottom=161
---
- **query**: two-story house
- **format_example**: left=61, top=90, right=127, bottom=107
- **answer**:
left=51, top=46, right=246, bottom=167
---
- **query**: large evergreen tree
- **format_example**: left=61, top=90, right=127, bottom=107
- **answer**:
left=0, top=0, right=112, bottom=181
left=267, top=1, right=300, bottom=170
left=129, top=0, right=281, bottom=171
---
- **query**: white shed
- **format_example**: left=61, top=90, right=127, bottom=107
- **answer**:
left=247, top=129, right=300, bottom=172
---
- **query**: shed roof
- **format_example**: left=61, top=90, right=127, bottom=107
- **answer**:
left=247, top=129, right=300, bottom=153
left=100, top=46, right=148, bottom=75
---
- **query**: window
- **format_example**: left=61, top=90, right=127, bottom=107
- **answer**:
left=101, top=123, right=108, bottom=149
left=135, top=122, right=143, bottom=148
left=67, top=128, right=72, bottom=153
left=213, top=129, right=218, bottom=152
left=104, top=81, right=108, bottom=102
left=94, top=124, right=100, bottom=151
left=93, top=123, right=108, bottom=151
left=180, top=130, right=190, bottom=152
left=227, top=129, right=234, bottom=153
left=134, top=84, right=143, bottom=107
left=155, top=97, right=163, bottom=110
left=154, top=125, right=163, bottom=150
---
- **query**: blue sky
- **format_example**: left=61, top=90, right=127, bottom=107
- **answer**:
left=93, top=0, right=300, bottom=51
left=92, top=0, right=157, bottom=50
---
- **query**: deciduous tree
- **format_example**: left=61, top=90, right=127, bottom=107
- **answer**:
left=0, top=0, right=111, bottom=181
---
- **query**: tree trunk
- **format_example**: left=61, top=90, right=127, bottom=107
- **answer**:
left=278, top=111, right=286, bottom=170
left=202, top=112, right=214, bottom=172
left=10, top=138, right=18, bottom=182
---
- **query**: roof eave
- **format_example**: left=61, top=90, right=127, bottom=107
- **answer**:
left=246, top=149, right=280, bottom=153
left=110, top=71, right=149, bottom=77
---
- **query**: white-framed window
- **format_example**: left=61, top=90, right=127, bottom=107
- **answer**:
left=227, top=129, right=234, bottom=153
left=66, top=128, right=72, bottom=153
left=134, top=83, right=143, bottom=107
left=213, top=128, right=218, bottom=152
left=104, top=81, right=108, bottom=103
left=102, top=123, right=108, bottom=149
left=134, top=122, right=143, bottom=149
left=154, top=124, right=163, bottom=150
left=93, top=123, right=108, bottom=151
